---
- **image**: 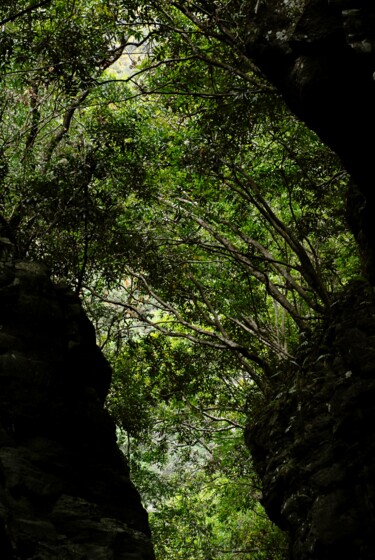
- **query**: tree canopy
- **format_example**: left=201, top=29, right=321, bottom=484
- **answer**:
left=0, top=2, right=361, bottom=558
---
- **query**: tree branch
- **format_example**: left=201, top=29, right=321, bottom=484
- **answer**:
left=0, top=0, right=51, bottom=26
left=185, top=399, right=245, bottom=429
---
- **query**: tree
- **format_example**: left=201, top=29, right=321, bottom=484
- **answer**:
left=86, top=46, right=356, bottom=393
left=148, top=0, right=375, bottom=280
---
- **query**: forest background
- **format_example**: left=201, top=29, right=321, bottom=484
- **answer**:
left=0, top=1, right=359, bottom=558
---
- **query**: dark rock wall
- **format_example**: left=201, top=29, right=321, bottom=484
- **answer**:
left=0, top=238, right=155, bottom=559
left=242, top=0, right=375, bottom=280
left=237, top=4, right=375, bottom=557
left=243, top=0, right=375, bottom=187
left=246, top=282, right=375, bottom=559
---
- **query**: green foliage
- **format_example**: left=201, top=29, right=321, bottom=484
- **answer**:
left=149, top=471, right=288, bottom=560
left=0, top=2, right=362, bottom=558
left=109, top=334, right=288, bottom=559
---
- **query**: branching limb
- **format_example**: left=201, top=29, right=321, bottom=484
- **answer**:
left=167, top=198, right=310, bottom=332
left=222, top=163, right=331, bottom=307
left=84, top=280, right=266, bottom=390
left=0, top=0, right=51, bottom=26
left=184, top=398, right=245, bottom=429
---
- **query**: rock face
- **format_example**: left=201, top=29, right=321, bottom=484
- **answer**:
left=241, top=0, right=375, bottom=279
left=237, top=3, right=375, bottom=557
left=0, top=238, right=155, bottom=559
left=246, top=281, right=375, bottom=559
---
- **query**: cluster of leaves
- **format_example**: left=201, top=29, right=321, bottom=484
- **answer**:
left=0, top=0, right=159, bottom=287
left=104, top=332, right=288, bottom=559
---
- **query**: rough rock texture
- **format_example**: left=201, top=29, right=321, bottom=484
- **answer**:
left=238, top=4, right=375, bottom=557
left=0, top=237, right=155, bottom=559
left=242, top=0, right=375, bottom=279
left=246, top=281, right=375, bottom=559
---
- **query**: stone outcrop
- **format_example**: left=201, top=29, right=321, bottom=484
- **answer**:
left=241, top=0, right=375, bottom=279
left=246, top=281, right=375, bottom=559
left=235, top=3, right=375, bottom=557
left=0, top=237, right=155, bottom=559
